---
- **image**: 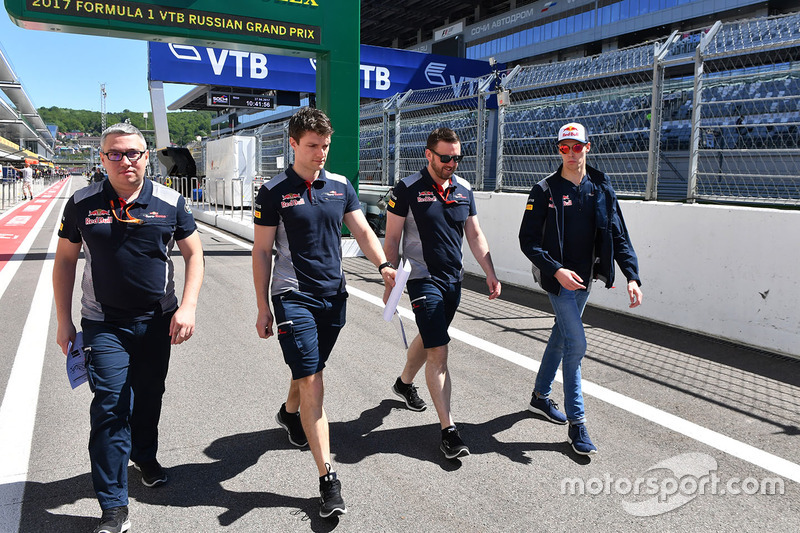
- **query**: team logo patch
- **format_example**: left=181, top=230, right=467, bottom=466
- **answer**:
left=324, top=190, right=344, bottom=198
left=562, top=195, right=573, bottom=207
left=143, top=211, right=167, bottom=219
left=417, top=191, right=436, bottom=203
left=548, top=199, right=556, bottom=209
left=526, top=203, right=533, bottom=211
left=453, top=193, right=467, bottom=200
left=282, top=193, right=301, bottom=201
left=87, top=209, right=110, bottom=217
left=281, top=198, right=306, bottom=208
left=85, top=216, right=112, bottom=225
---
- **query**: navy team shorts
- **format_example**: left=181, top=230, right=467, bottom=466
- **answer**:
left=271, top=290, right=347, bottom=379
left=407, top=278, right=462, bottom=349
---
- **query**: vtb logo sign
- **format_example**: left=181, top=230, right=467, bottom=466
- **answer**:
left=309, top=58, right=391, bottom=91
left=169, top=44, right=268, bottom=79
left=425, top=62, right=471, bottom=88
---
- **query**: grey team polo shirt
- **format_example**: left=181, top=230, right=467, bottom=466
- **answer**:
left=58, top=178, right=196, bottom=322
left=253, top=166, right=361, bottom=297
left=387, top=167, right=477, bottom=283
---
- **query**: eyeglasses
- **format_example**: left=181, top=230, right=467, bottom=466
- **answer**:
left=103, top=150, right=146, bottom=162
left=429, top=149, right=464, bottom=164
left=109, top=198, right=143, bottom=225
left=558, top=144, right=586, bottom=155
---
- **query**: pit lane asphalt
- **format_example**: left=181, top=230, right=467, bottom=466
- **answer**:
left=1, top=177, right=798, bottom=532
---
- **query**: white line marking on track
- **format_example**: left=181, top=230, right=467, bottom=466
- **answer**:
left=0, top=194, right=66, bottom=532
left=195, top=220, right=800, bottom=484
left=0, top=181, right=68, bottom=302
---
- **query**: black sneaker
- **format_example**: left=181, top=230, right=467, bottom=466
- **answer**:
left=276, top=403, right=308, bottom=447
left=392, top=377, right=427, bottom=411
left=133, top=460, right=168, bottom=487
left=93, top=505, right=130, bottom=533
left=319, top=466, right=347, bottom=518
left=440, top=426, right=470, bottom=459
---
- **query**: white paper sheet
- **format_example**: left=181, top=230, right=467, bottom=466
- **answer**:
left=383, top=259, right=411, bottom=321
left=66, top=332, right=88, bottom=389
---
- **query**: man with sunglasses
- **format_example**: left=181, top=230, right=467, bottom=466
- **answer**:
left=383, top=127, right=501, bottom=459
left=519, top=122, right=642, bottom=456
left=54, top=123, right=204, bottom=533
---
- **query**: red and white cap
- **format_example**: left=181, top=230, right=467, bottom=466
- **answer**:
left=557, top=123, right=588, bottom=144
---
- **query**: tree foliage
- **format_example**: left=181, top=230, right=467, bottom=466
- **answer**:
left=38, top=107, right=215, bottom=146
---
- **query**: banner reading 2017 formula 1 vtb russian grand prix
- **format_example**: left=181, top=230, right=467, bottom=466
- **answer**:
left=148, top=42, right=494, bottom=99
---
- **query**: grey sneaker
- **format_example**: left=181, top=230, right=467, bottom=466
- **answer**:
left=440, top=426, right=470, bottom=459
left=319, top=465, right=347, bottom=518
left=392, top=377, right=427, bottom=411
left=276, top=403, right=308, bottom=447
left=93, top=505, right=130, bottom=533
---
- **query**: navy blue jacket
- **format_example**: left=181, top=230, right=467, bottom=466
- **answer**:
left=518, top=164, right=641, bottom=295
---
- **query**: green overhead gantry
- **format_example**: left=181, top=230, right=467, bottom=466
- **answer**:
left=4, top=0, right=361, bottom=186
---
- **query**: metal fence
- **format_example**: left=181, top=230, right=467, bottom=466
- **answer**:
left=185, top=12, right=800, bottom=208
left=689, top=13, right=800, bottom=205
left=497, top=43, right=658, bottom=196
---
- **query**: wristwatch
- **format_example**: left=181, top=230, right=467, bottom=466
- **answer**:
left=378, top=261, right=394, bottom=274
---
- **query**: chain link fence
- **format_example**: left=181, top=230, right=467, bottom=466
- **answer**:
left=497, top=43, right=657, bottom=197
left=689, top=12, right=800, bottom=205
left=180, top=12, right=799, bottom=209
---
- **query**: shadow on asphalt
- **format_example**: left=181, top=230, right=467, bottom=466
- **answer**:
left=17, top=400, right=590, bottom=531
left=332, top=399, right=582, bottom=468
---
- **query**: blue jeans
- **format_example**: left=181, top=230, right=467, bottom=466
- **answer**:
left=534, top=288, right=591, bottom=424
left=82, top=313, right=172, bottom=509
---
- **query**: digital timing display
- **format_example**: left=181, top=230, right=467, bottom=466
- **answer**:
left=208, top=92, right=275, bottom=109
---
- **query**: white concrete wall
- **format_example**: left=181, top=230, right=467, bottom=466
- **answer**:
left=463, top=192, right=800, bottom=358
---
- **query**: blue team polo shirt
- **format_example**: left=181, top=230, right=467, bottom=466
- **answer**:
left=58, top=178, right=197, bottom=322
left=387, top=167, right=477, bottom=283
left=253, top=166, right=361, bottom=297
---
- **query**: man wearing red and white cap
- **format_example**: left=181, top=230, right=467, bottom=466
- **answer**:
left=519, top=122, right=643, bottom=456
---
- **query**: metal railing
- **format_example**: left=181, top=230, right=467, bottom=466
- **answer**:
left=179, top=12, right=800, bottom=208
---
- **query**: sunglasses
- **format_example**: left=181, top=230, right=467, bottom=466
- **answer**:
left=109, top=198, right=143, bottom=225
left=558, top=144, right=587, bottom=155
left=103, top=150, right=146, bottom=162
left=429, top=149, right=464, bottom=164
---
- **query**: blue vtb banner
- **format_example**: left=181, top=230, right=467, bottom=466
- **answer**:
left=148, top=42, right=493, bottom=99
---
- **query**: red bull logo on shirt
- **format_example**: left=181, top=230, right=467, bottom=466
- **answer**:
left=281, top=198, right=306, bottom=208
left=85, top=216, right=112, bottom=225
left=87, top=209, right=110, bottom=217
left=417, top=191, right=436, bottom=203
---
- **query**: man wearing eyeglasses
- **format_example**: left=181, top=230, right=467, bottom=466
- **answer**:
left=53, top=123, right=204, bottom=533
left=518, top=122, right=642, bottom=456
left=383, top=127, right=501, bottom=460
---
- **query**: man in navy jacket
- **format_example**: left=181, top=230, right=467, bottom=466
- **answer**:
left=519, top=122, right=642, bottom=456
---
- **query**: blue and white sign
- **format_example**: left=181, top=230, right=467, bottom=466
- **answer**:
left=148, top=42, right=493, bottom=99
